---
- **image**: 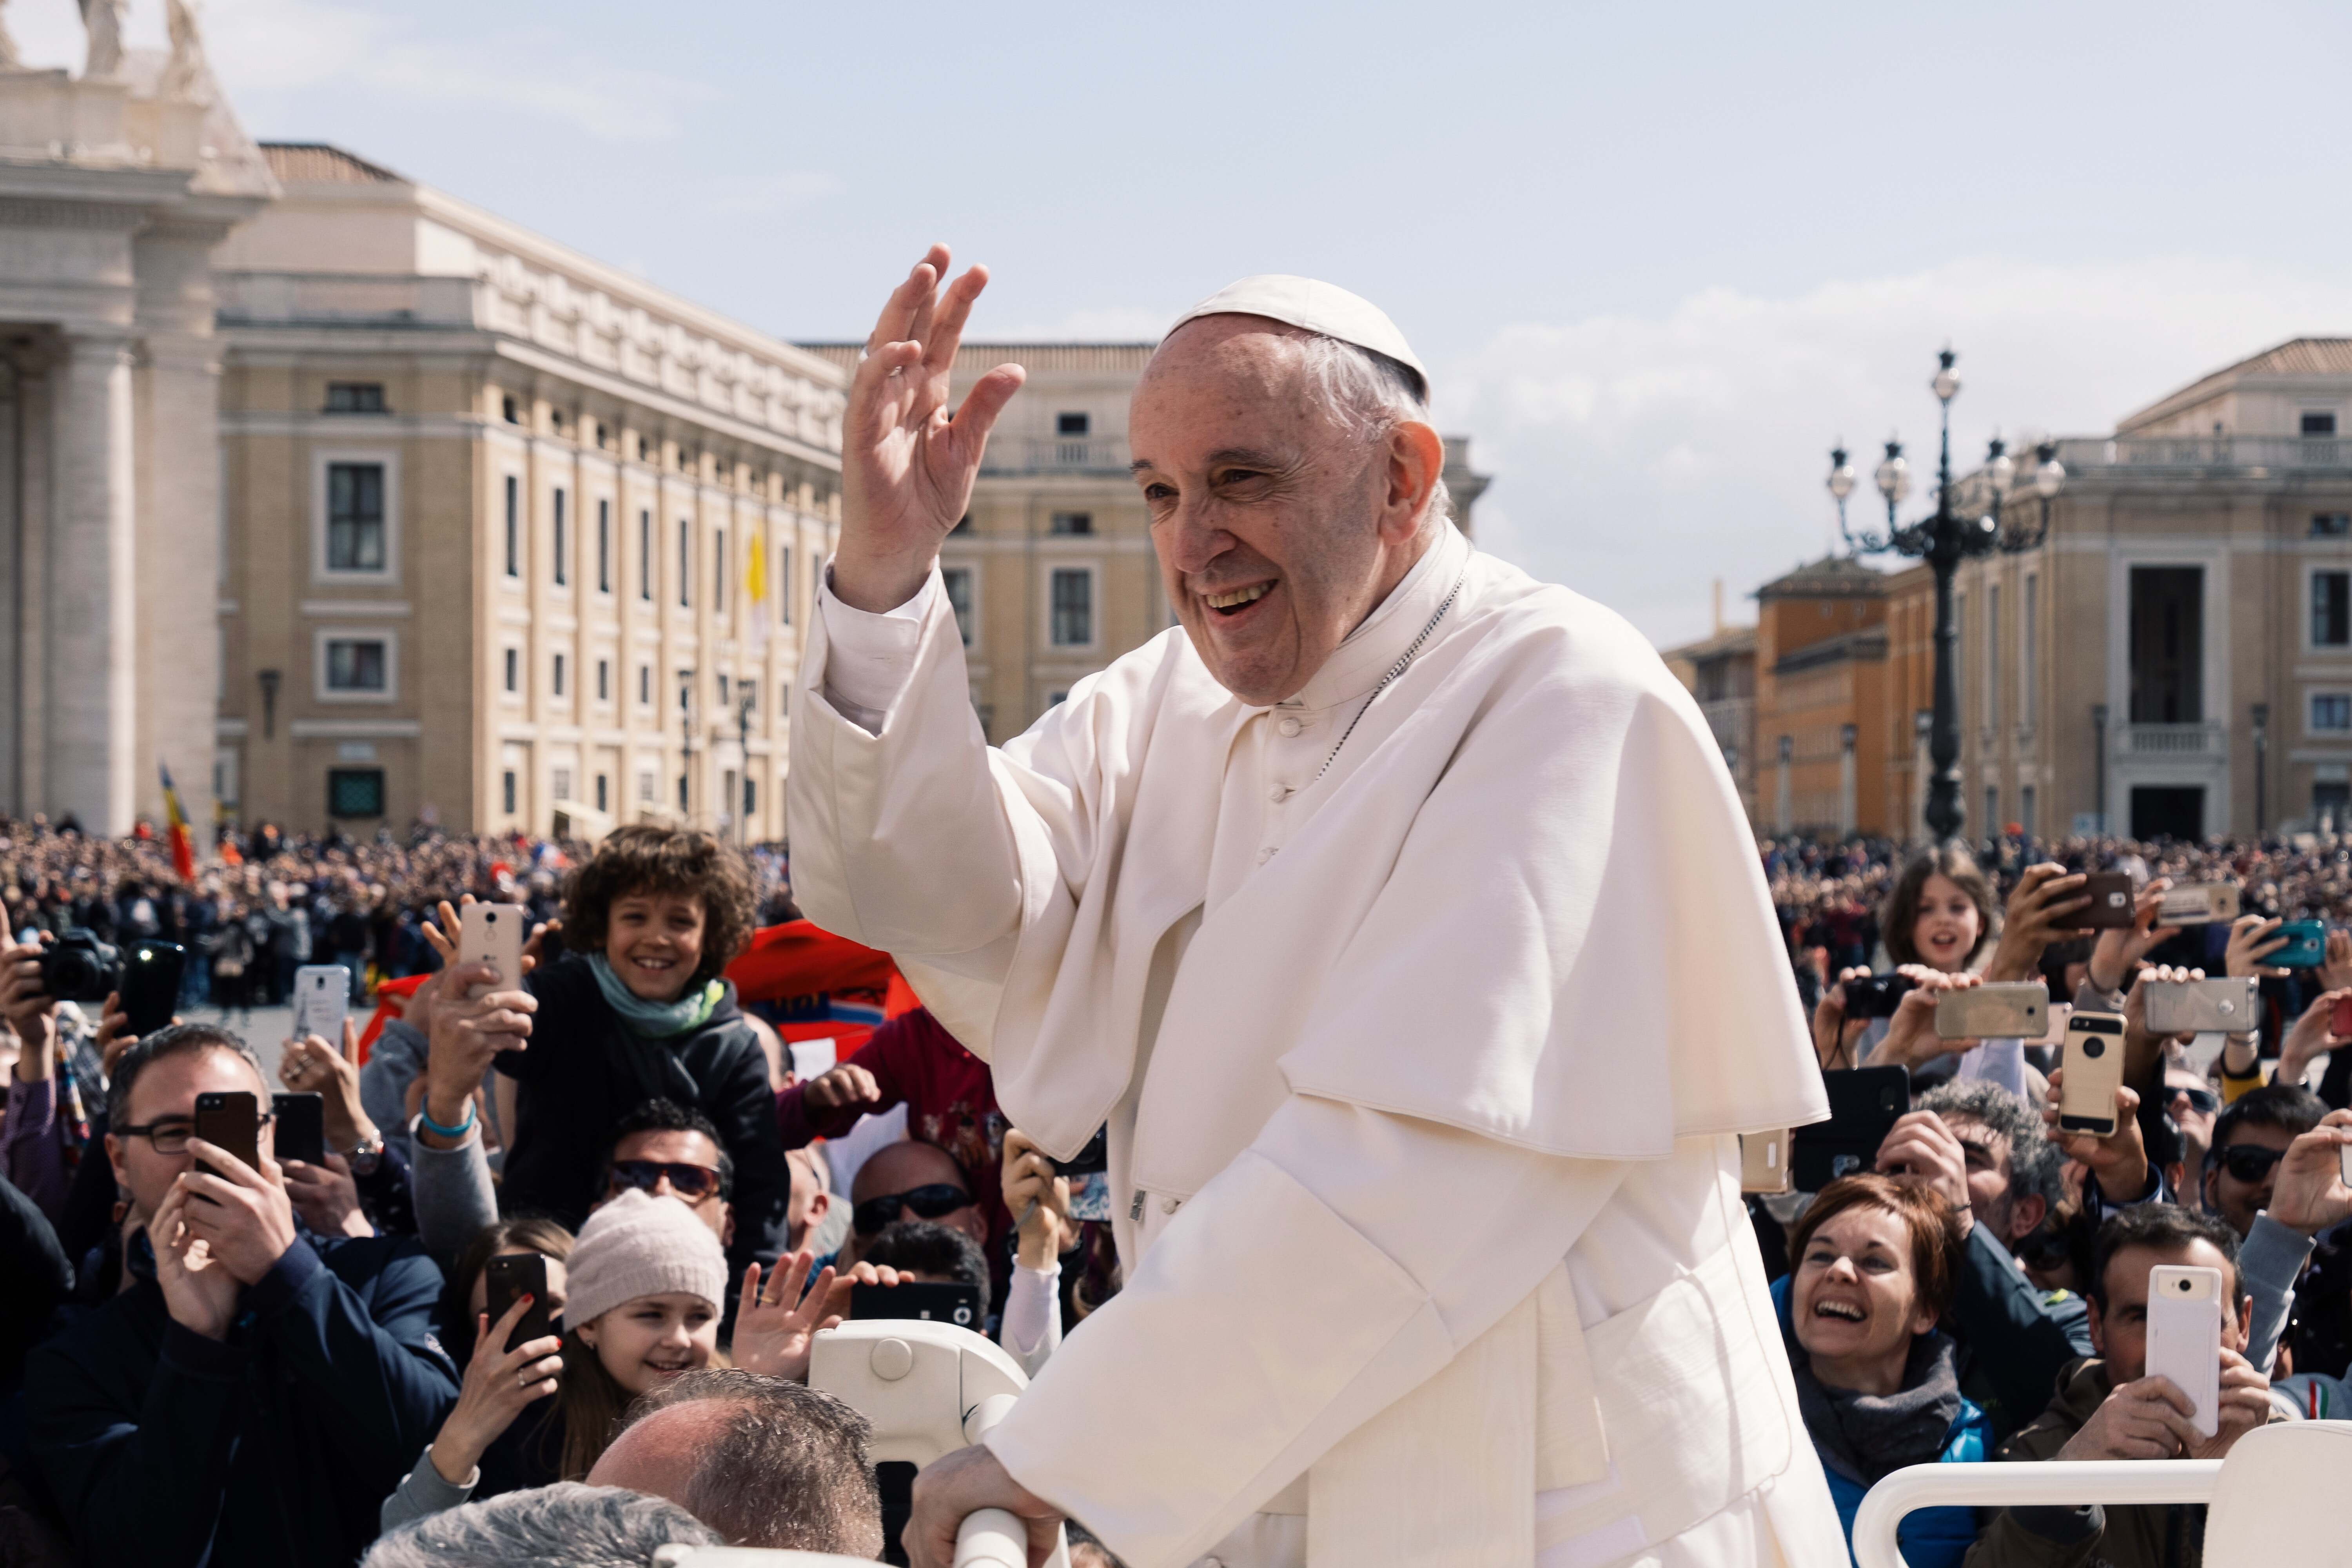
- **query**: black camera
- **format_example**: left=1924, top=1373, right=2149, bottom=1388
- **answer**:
left=2081, top=1036, right=2105, bottom=1058
left=37, top=928, right=120, bottom=1004
left=1051, top=1125, right=1110, bottom=1178
left=1841, top=972, right=1915, bottom=1020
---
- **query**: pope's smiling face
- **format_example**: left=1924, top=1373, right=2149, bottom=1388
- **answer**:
left=1129, top=315, right=1443, bottom=706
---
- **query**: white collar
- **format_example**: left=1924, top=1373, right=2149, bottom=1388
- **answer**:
left=1278, top=523, right=1471, bottom=713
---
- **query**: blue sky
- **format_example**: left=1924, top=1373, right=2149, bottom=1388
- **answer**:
left=18, top=0, right=2352, bottom=644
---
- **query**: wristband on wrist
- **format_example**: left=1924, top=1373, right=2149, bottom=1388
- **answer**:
left=418, top=1099, right=476, bottom=1140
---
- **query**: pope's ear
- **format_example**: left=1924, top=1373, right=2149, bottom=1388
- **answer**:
left=1381, top=420, right=1445, bottom=542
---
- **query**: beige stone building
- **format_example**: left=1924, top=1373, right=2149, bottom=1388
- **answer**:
left=212, top=144, right=846, bottom=838
left=805, top=341, right=1492, bottom=743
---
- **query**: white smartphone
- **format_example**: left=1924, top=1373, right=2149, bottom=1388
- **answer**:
left=291, top=965, right=350, bottom=1045
left=2060, top=1012, right=2127, bottom=1136
left=2034, top=1002, right=2075, bottom=1049
left=457, top=903, right=529, bottom=997
left=2145, top=1263, right=2224, bottom=1439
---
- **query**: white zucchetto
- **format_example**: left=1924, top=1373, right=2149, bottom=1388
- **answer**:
left=1165, top=274, right=1428, bottom=399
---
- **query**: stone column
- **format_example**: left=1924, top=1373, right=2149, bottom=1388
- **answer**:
left=48, top=332, right=136, bottom=834
left=136, top=332, right=221, bottom=829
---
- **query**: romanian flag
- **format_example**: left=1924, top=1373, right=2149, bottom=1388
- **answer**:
left=158, top=762, right=196, bottom=884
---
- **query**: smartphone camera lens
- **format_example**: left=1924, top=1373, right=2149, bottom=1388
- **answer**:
left=2082, top=1037, right=2105, bottom=1058
left=2178, top=1278, right=2192, bottom=1292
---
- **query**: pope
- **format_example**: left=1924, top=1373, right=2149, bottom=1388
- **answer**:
left=787, top=246, right=1846, bottom=1568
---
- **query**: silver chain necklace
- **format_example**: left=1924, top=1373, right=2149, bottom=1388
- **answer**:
left=1312, top=566, right=1468, bottom=783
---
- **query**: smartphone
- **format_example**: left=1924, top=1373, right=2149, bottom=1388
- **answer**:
left=1739, top=1130, right=1793, bottom=1195
left=2156, top=884, right=2240, bottom=926
left=292, top=964, right=351, bottom=1045
left=120, top=940, right=186, bottom=1038
left=850, top=1280, right=982, bottom=1330
left=2274, top=920, right=2327, bottom=969
left=483, top=1252, right=557, bottom=1353
left=2145, top=1264, right=2224, bottom=1439
left=2081, top=872, right=2138, bottom=929
left=2334, top=994, right=2352, bottom=1040
left=1841, top=972, right=1915, bottom=1020
left=272, top=1091, right=326, bottom=1167
left=1935, top=982, right=2049, bottom=1040
left=2034, top=1002, right=2075, bottom=1049
left=192, top=1090, right=260, bottom=1181
left=2144, top=976, right=2260, bottom=1036
left=458, top=903, right=529, bottom=996
left=2059, top=1013, right=2127, bottom=1136
left=1791, top=1067, right=1910, bottom=1192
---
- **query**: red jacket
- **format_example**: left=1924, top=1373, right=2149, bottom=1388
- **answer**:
left=774, top=1008, right=1010, bottom=1247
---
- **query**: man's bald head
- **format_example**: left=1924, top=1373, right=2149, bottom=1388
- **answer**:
left=586, top=1399, right=729, bottom=1513
left=1131, top=316, right=1446, bottom=706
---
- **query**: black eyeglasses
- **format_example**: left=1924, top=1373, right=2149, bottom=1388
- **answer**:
left=607, top=1159, right=726, bottom=1201
left=115, top=1115, right=273, bottom=1155
left=2171, top=1087, right=2221, bottom=1117
left=2217, top=1144, right=2288, bottom=1184
left=853, top=1183, right=971, bottom=1237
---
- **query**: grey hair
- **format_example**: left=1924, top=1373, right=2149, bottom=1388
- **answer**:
left=1291, top=334, right=1452, bottom=531
left=360, top=1483, right=719, bottom=1568
left=616, top=1368, right=883, bottom=1558
left=106, top=1021, right=266, bottom=1130
left=1916, top=1079, right=2065, bottom=1212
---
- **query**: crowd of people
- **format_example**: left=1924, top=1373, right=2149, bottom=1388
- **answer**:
left=0, top=815, right=2348, bottom=1568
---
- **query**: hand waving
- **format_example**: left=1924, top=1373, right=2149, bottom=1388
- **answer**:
left=731, top=1250, right=849, bottom=1383
left=834, top=245, right=1026, bottom=613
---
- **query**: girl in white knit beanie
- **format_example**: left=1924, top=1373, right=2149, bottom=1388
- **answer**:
left=552, top=1188, right=730, bottom=1478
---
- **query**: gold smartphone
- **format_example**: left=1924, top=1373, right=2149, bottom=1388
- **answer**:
left=1739, top=1131, right=1793, bottom=1194
left=2156, top=884, right=2240, bottom=926
left=1935, top=982, right=2050, bottom=1040
left=2060, top=1012, right=2127, bottom=1136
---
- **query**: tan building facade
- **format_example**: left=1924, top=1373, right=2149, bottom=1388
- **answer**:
left=212, top=144, right=845, bottom=838
left=804, top=341, right=1493, bottom=744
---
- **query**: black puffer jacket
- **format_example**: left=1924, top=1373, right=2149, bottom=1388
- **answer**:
left=496, top=953, right=788, bottom=1279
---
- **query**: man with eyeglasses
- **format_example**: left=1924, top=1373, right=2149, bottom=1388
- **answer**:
left=844, top=1140, right=986, bottom=1268
left=23, top=1023, right=457, bottom=1568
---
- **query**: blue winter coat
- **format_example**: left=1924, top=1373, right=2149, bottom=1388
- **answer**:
left=1773, top=1275, right=1990, bottom=1568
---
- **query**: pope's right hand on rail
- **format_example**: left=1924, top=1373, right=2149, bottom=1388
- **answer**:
left=833, top=243, right=1026, bottom=614
left=907, top=1444, right=1062, bottom=1568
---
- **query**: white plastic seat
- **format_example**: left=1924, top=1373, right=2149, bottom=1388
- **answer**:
left=2201, top=1420, right=2352, bottom=1568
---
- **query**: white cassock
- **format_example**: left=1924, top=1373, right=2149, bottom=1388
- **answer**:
left=788, top=518, right=1844, bottom=1568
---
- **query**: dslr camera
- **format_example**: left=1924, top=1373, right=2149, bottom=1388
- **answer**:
left=37, top=928, right=121, bottom=1004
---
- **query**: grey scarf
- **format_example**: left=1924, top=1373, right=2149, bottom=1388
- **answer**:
left=1791, top=1330, right=1964, bottom=1486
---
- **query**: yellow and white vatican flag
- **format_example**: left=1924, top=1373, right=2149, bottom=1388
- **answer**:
left=746, top=528, right=770, bottom=653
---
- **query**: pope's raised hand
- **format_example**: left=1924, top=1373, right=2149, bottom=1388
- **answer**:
left=834, top=244, right=1026, bottom=614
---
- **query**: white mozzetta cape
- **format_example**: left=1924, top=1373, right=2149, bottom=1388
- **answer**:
left=789, top=539, right=1837, bottom=1567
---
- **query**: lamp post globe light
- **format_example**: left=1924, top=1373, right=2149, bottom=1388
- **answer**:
left=1825, top=348, right=2065, bottom=846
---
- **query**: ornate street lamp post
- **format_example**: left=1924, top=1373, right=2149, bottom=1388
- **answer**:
left=1827, top=348, right=2064, bottom=845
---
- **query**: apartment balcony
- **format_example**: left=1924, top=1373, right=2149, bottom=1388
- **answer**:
left=978, top=436, right=1131, bottom=475
left=2118, top=722, right=2227, bottom=757
left=216, top=272, right=480, bottom=329
left=2051, top=435, right=2352, bottom=472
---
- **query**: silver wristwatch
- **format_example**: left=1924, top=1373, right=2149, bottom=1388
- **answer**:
left=345, top=1134, right=385, bottom=1178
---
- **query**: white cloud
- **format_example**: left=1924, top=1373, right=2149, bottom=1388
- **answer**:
left=1438, top=255, right=2352, bottom=650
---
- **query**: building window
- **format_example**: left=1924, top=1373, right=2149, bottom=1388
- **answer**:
left=326, top=463, right=386, bottom=572
left=943, top=566, right=975, bottom=646
left=327, top=768, right=386, bottom=818
left=552, top=490, right=568, bottom=586
left=2314, top=693, right=2352, bottom=732
left=325, top=382, right=386, bottom=413
left=552, top=653, right=566, bottom=697
left=716, top=527, right=728, bottom=615
left=597, top=499, right=611, bottom=592
left=503, top=475, right=520, bottom=577
left=1056, top=412, right=1089, bottom=436
left=502, top=770, right=517, bottom=815
left=638, top=770, right=656, bottom=804
left=1985, top=785, right=2000, bottom=831
left=595, top=773, right=608, bottom=812
left=324, top=638, right=387, bottom=693
left=502, top=395, right=519, bottom=425
left=717, top=673, right=730, bottom=708
left=1050, top=568, right=1093, bottom=647
left=679, top=519, right=691, bottom=608
left=1985, top=583, right=2001, bottom=728
left=1049, top=512, right=1093, bottom=536
left=503, top=647, right=519, bottom=694
left=639, top=509, right=653, bottom=600
left=597, top=422, right=609, bottom=449
left=677, top=774, right=689, bottom=811
left=2304, top=411, right=2339, bottom=437
left=2020, top=784, right=2037, bottom=840
left=744, top=777, right=757, bottom=819
left=778, top=546, right=792, bottom=625
left=1048, top=689, right=1069, bottom=706
left=596, top=658, right=610, bottom=702
left=2315, top=571, right=2351, bottom=647
left=2316, top=514, right=2351, bottom=538
left=638, top=664, right=651, bottom=706
left=2022, top=575, right=2039, bottom=726
left=552, top=767, right=573, bottom=802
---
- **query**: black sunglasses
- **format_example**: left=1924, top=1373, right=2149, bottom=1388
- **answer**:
left=2171, top=1087, right=2221, bottom=1117
left=607, top=1159, right=726, bottom=1201
left=2217, top=1144, right=2288, bottom=1184
left=853, top=1182, right=971, bottom=1236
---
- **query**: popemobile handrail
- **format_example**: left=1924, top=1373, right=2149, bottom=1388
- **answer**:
left=1851, top=1459, right=2222, bottom=1568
